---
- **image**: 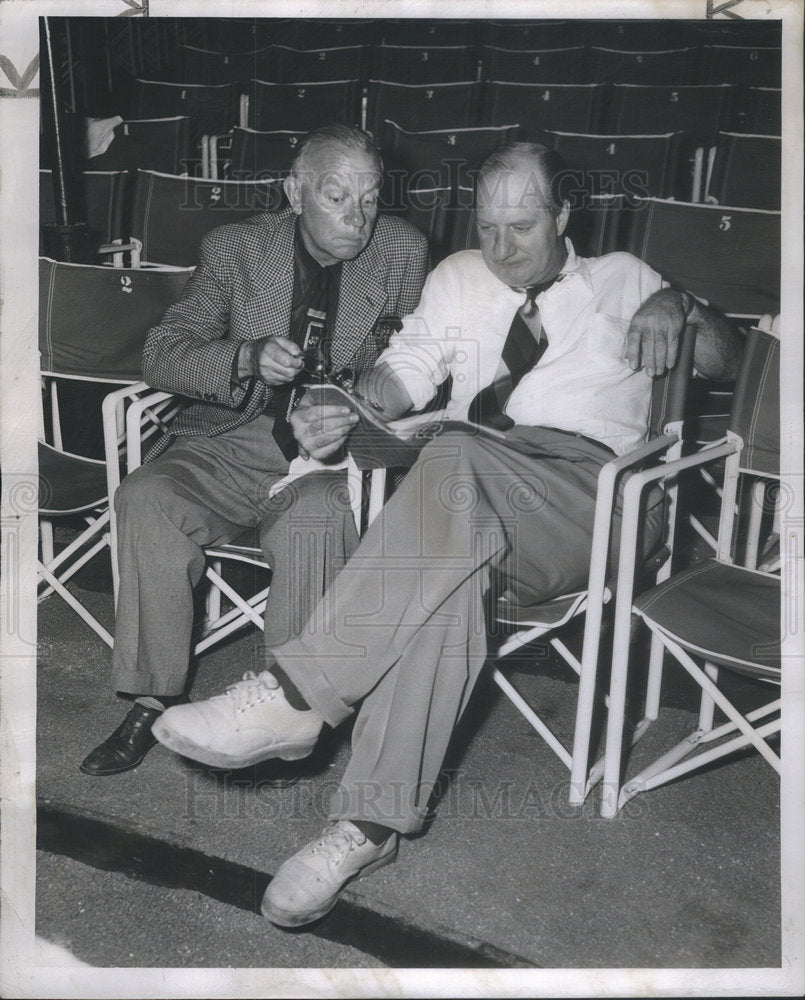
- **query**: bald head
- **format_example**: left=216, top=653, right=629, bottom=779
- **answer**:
left=474, top=142, right=570, bottom=289
left=477, top=142, right=568, bottom=216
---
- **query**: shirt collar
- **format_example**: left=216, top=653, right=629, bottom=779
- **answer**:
left=498, top=237, right=593, bottom=303
left=557, top=237, right=594, bottom=292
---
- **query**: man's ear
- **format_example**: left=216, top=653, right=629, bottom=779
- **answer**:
left=555, top=201, right=570, bottom=237
left=284, top=174, right=302, bottom=215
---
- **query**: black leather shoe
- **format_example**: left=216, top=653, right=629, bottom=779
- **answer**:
left=80, top=703, right=163, bottom=776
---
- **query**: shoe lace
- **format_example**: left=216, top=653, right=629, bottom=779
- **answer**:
left=224, top=670, right=279, bottom=712
left=310, top=822, right=365, bottom=865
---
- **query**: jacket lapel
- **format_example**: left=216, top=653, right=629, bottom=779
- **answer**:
left=245, top=211, right=296, bottom=340
left=329, top=235, right=389, bottom=369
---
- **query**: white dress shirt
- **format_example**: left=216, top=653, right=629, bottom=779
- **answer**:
left=378, top=239, right=665, bottom=456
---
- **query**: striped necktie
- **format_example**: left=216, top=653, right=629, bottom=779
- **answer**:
left=467, top=283, right=552, bottom=429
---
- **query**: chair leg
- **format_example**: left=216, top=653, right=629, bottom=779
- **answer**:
left=205, top=558, right=223, bottom=625
left=37, top=563, right=114, bottom=647
left=745, top=479, right=767, bottom=570
left=39, top=520, right=56, bottom=599
left=697, top=661, right=719, bottom=733
left=643, top=631, right=665, bottom=723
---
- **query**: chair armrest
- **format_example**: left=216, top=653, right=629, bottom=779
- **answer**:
left=98, top=238, right=143, bottom=269
left=125, top=388, right=180, bottom=473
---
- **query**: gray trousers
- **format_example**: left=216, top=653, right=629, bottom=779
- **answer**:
left=110, top=415, right=359, bottom=696
left=271, top=427, right=662, bottom=835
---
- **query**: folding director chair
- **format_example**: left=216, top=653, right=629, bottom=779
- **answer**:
left=489, top=324, right=697, bottom=806
left=601, top=322, right=782, bottom=817
left=130, top=79, right=241, bottom=149
left=606, top=84, right=737, bottom=196
left=38, top=256, right=193, bottom=646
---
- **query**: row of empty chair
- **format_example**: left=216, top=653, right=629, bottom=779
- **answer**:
left=73, top=117, right=780, bottom=214
left=124, top=78, right=780, bottom=141
left=159, top=16, right=782, bottom=52
left=38, top=167, right=781, bottom=321
left=164, top=41, right=782, bottom=88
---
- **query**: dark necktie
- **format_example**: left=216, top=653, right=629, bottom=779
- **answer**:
left=272, top=266, right=332, bottom=461
left=467, top=283, right=552, bottom=429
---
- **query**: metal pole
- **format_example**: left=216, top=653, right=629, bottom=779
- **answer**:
left=40, top=16, right=92, bottom=262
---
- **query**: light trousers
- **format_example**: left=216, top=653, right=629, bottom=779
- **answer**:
left=271, top=427, right=654, bottom=835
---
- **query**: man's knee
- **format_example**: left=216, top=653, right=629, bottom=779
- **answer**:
left=260, top=473, right=353, bottom=542
left=115, top=463, right=188, bottom=526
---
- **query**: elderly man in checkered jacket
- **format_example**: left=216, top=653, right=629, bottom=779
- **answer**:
left=80, top=124, right=430, bottom=777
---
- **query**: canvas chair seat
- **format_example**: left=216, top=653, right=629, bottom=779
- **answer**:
left=38, top=442, right=108, bottom=515
left=635, top=559, right=780, bottom=679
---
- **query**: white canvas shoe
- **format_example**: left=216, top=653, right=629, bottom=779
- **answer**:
left=152, top=670, right=322, bottom=768
left=262, top=820, right=398, bottom=927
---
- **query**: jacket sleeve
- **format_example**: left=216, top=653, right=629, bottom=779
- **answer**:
left=391, top=228, right=430, bottom=319
left=141, top=228, right=268, bottom=412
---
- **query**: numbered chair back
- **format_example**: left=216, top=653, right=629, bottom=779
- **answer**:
left=482, top=82, right=605, bottom=135
left=704, top=45, right=781, bottom=89
left=380, top=120, right=521, bottom=198
left=224, top=127, right=308, bottom=180
left=589, top=47, right=697, bottom=86
left=129, top=170, right=285, bottom=267
left=371, top=44, right=477, bottom=85
left=130, top=79, right=240, bottom=146
left=39, top=257, right=193, bottom=383
left=481, top=46, right=587, bottom=84
left=37, top=257, right=193, bottom=647
left=177, top=44, right=273, bottom=85
left=607, top=84, right=736, bottom=146
left=625, top=197, right=780, bottom=320
left=273, top=45, right=368, bottom=84
left=542, top=130, right=684, bottom=200
left=365, top=80, right=482, bottom=137
left=245, top=79, right=361, bottom=131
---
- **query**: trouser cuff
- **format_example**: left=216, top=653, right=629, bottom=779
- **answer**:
left=270, top=647, right=353, bottom=729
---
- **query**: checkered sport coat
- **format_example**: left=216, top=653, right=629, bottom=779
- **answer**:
left=142, top=208, right=429, bottom=453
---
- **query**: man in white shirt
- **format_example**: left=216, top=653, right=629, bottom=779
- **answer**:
left=153, top=143, right=743, bottom=927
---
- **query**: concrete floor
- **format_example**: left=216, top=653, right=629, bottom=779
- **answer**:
left=34, top=574, right=782, bottom=971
